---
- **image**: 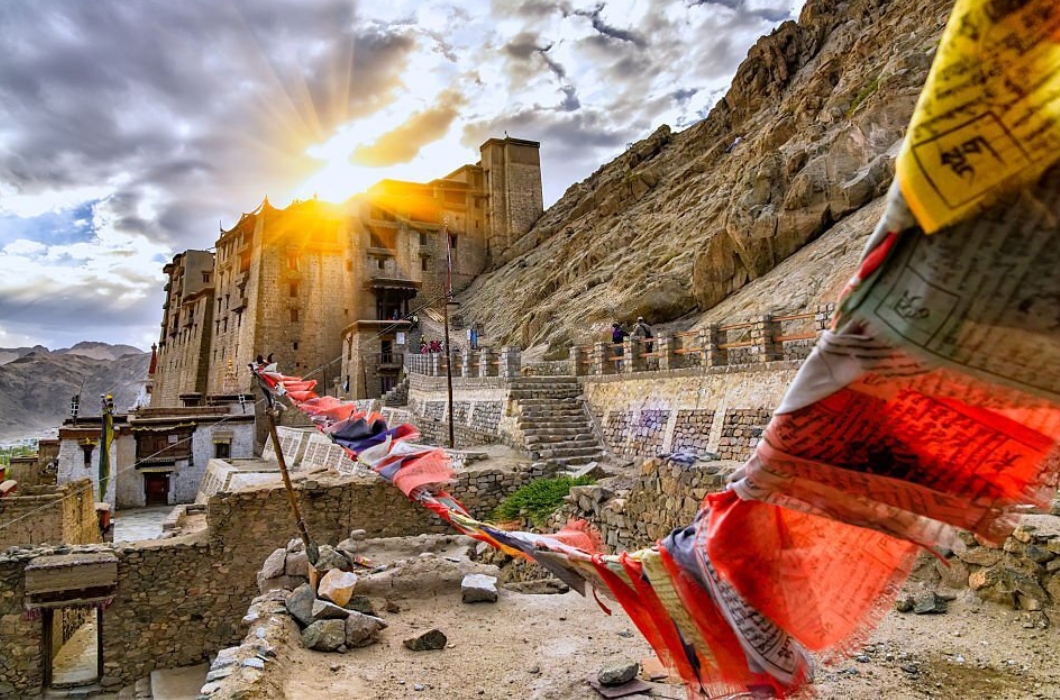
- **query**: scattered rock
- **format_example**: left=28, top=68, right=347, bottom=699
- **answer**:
left=598, top=662, right=639, bottom=686
left=913, top=591, right=948, bottom=615
left=318, top=569, right=358, bottom=608
left=900, top=663, right=919, bottom=675
left=287, top=538, right=305, bottom=553
left=302, top=620, right=347, bottom=652
left=350, top=528, right=367, bottom=540
left=895, top=597, right=915, bottom=613
left=461, top=573, right=499, bottom=603
left=403, top=629, right=448, bottom=651
left=345, top=611, right=388, bottom=648
left=285, top=583, right=317, bottom=627
left=385, top=599, right=402, bottom=614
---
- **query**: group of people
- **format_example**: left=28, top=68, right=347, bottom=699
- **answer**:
left=418, top=339, right=444, bottom=354
left=611, top=316, right=653, bottom=352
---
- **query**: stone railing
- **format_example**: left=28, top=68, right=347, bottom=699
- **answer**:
left=404, top=346, right=522, bottom=378
left=569, top=304, right=834, bottom=376
left=402, top=305, right=834, bottom=380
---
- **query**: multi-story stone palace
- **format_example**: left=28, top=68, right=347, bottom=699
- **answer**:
left=150, top=136, right=543, bottom=407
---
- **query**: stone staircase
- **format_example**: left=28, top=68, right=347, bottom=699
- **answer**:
left=381, top=376, right=409, bottom=407
left=511, top=377, right=608, bottom=471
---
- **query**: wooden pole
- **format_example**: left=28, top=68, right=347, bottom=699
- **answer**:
left=264, top=406, right=317, bottom=563
left=443, top=222, right=455, bottom=448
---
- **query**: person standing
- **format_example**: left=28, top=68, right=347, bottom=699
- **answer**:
left=631, top=316, right=654, bottom=353
left=611, top=322, right=628, bottom=370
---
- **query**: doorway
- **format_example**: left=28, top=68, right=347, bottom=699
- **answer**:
left=143, top=472, right=170, bottom=506
left=43, top=607, right=102, bottom=688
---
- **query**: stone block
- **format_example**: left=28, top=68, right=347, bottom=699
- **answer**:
left=286, top=583, right=316, bottom=627
left=302, top=619, right=346, bottom=652
left=345, top=612, right=388, bottom=648
left=318, top=569, right=358, bottom=608
left=312, top=600, right=351, bottom=621
left=461, top=573, right=499, bottom=603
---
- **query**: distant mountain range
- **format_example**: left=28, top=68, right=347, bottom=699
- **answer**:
left=0, top=343, right=150, bottom=441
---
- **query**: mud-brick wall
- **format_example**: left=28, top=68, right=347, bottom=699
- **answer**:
left=0, top=479, right=99, bottom=549
left=581, top=362, right=798, bottom=460
left=550, top=458, right=736, bottom=550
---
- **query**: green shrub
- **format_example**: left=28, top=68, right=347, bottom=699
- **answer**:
left=847, top=75, right=881, bottom=116
left=493, top=475, right=595, bottom=526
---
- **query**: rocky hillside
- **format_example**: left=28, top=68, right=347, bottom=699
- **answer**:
left=459, top=0, right=950, bottom=355
left=0, top=349, right=150, bottom=440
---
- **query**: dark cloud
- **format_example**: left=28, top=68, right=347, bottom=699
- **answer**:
left=689, top=0, right=790, bottom=24
left=573, top=5, right=647, bottom=48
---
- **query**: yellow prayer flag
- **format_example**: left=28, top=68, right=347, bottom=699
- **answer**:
left=897, top=0, right=1060, bottom=233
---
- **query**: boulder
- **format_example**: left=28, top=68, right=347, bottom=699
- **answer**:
left=260, top=548, right=287, bottom=580
left=285, top=551, right=310, bottom=578
left=312, top=600, right=350, bottom=621
left=302, top=620, right=346, bottom=652
left=912, top=592, right=947, bottom=615
left=403, top=629, right=447, bottom=651
left=314, top=544, right=351, bottom=572
left=285, top=583, right=317, bottom=627
left=461, top=573, right=498, bottom=604
left=345, top=611, right=389, bottom=648
left=318, top=569, right=358, bottom=608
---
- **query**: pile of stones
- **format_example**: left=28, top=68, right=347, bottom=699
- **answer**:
left=257, top=532, right=390, bottom=652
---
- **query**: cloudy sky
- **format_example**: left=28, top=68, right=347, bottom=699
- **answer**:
left=0, top=0, right=803, bottom=351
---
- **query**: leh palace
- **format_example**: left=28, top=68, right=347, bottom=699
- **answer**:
left=150, top=136, right=543, bottom=408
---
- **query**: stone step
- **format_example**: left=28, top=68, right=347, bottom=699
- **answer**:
left=549, top=453, right=607, bottom=467
left=525, top=436, right=602, bottom=447
left=520, top=419, right=588, bottom=428
left=538, top=445, right=603, bottom=458
left=519, top=407, right=587, bottom=417
left=519, top=423, right=595, bottom=433
left=521, top=427, right=591, bottom=437
left=512, top=397, right=582, bottom=405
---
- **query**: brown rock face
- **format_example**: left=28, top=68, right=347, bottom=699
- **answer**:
left=458, top=0, right=949, bottom=352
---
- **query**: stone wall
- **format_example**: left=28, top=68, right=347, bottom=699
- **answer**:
left=549, top=458, right=736, bottom=550
left=0, top=479, right=99, bottom=549
left=407, top=375, right=521, bottom=446
left=581, top=362, right=799, bottom=460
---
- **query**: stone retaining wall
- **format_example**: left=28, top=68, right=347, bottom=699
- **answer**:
left=580, top=362, right=799, bottom=461
left=547, top=458, right=738, bottom=550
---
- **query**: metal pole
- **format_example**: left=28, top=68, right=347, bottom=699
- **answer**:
left=443, top=222, right=455, bottom=448
left=264, top=406, right=318, bottom=563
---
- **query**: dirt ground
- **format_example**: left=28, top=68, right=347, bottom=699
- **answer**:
left=277, top=537, right=1060, bottom=700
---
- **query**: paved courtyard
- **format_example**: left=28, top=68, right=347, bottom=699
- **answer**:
left=112, top=505, right=174, bottom=543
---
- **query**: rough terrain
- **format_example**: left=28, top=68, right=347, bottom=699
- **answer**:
left=270, top=538, right=1060, bottom=700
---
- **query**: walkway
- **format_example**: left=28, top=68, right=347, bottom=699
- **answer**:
left=113, top=506, right=173, bottom=543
